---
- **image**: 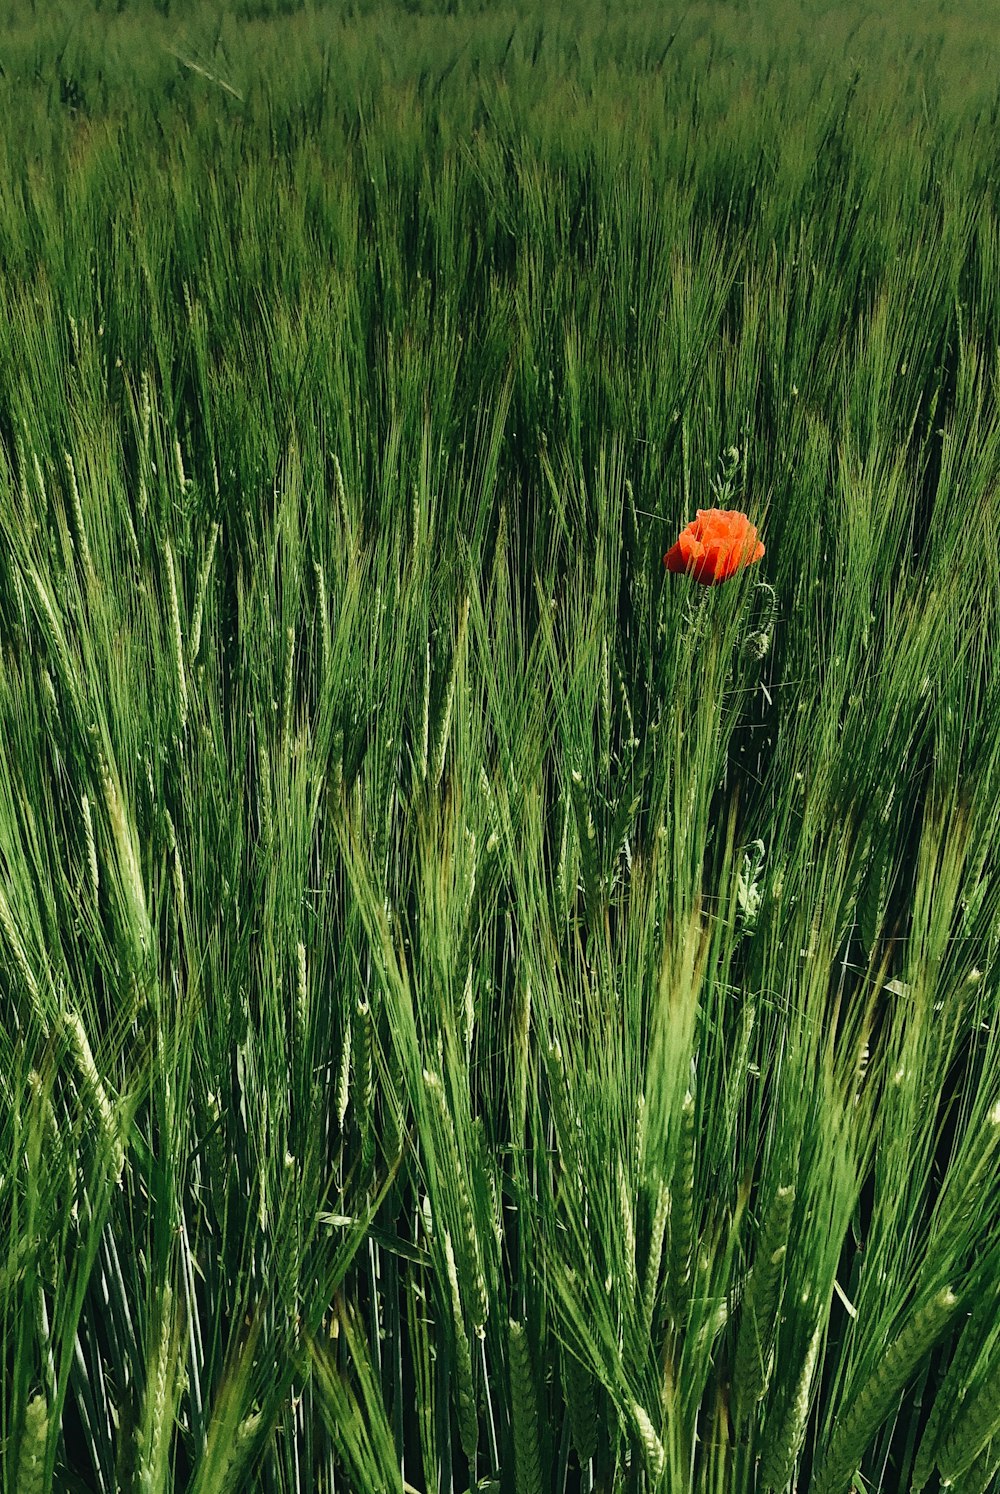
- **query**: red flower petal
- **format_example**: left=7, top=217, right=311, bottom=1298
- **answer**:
left=663, top=509, right=764, bottom=585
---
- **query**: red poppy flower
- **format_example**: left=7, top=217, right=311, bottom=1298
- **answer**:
left=663, top=509, right=765, bottom=586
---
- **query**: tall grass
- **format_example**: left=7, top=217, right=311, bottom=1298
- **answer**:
left=0, top=1, right=999, bottom=1490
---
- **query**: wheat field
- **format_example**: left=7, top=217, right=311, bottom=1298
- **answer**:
left=1, top=2, right=999, bottom=1491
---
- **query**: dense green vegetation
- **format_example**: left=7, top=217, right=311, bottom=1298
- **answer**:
left=1, top=2, right=999, bottom=1490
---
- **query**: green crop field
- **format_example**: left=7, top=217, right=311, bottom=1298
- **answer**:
left=1, top=1, right=999, bottom=1490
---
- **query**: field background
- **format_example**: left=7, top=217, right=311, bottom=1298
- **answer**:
left=1, top=1, right=1000, bottom=1491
